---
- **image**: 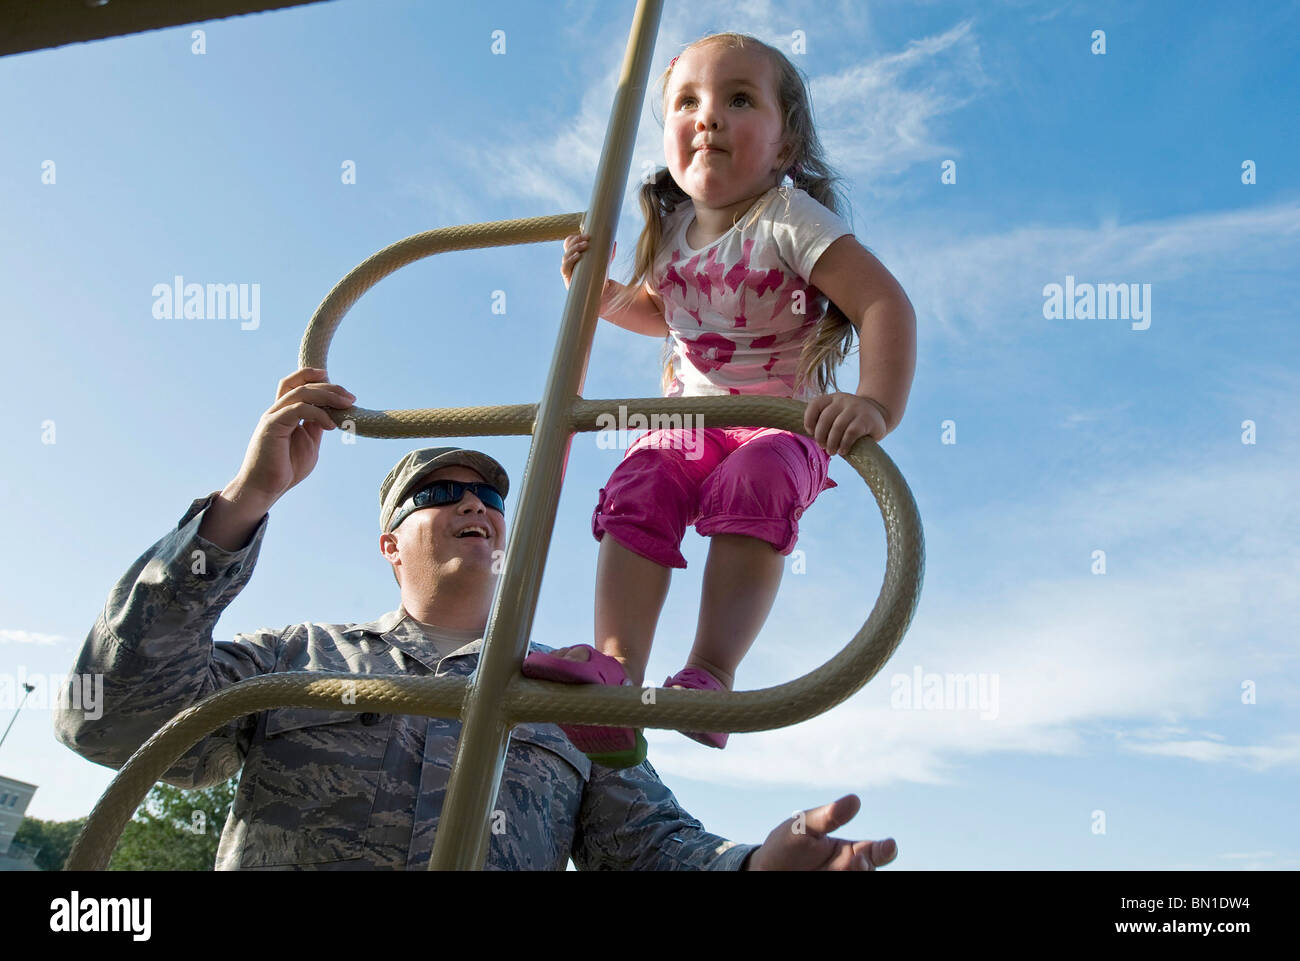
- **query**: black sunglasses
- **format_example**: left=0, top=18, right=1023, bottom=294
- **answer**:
left=413, top=479, right=504, bottom=511
left=390, top=480, right=506, bottom=531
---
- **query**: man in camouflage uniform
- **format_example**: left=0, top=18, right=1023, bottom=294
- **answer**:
left=54, top=367, right=898, bottom=871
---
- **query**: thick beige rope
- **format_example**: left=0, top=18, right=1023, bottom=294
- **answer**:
left=65, top=216, right=923, bottom=871
left=300, top=213, right=584, bottom=438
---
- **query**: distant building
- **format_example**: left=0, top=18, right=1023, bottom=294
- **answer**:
left=0, top=775, right=39, bottom=870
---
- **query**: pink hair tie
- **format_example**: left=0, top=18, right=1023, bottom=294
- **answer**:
left=669, top=55, right=679, bottom=68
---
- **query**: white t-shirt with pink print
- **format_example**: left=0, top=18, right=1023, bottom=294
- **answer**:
left=652, top=185, right=854, bottom=400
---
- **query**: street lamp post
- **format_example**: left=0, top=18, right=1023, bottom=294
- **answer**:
left=0, top=683, right=36, bottom=753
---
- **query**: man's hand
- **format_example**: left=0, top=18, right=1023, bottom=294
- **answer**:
left=745, top=794, right=898, bottom=871
left=232, top=367, right=356, bottom=511
left=803, top=392, right=890, bottom=457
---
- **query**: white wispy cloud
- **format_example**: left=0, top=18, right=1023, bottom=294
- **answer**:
left=1121, top=734, right=1300, bottom=770
left=882, top=200, right=1300, bottom=346
left=1059, top=403, right=1133, bottom=428
left=810, top=19, right=991, bottom=202
left=0, top=629, right=63, bottom=646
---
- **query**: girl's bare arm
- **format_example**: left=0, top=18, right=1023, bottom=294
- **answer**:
left=562, top=232, right=668, bottom=338
left=600, top=280, right=669, bottom=337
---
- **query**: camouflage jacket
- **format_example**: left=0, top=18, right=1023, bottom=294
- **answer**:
left=53, top=493, right=760, bottom=871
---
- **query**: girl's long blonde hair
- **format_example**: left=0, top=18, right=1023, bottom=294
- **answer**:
left=605, top=32, right=857, bottom=397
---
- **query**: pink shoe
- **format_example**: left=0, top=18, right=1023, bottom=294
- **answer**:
left=521, top=645, right=647, bottom=768
left=662, top=666, right=729, bottom=749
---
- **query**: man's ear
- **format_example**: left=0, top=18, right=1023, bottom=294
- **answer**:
left=381, top=532, right=401, bottom=587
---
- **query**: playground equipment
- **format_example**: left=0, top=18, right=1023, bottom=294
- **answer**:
left=65, top=0, right=923, bottom=871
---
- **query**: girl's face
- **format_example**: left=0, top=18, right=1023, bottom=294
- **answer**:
left=663, top=45, right=789, bottom=210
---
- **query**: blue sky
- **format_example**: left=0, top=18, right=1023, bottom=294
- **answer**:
left=2, top=0, right=1297, bottom=870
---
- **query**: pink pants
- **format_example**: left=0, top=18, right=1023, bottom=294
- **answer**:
left=591, top=427, right=838, bottom=569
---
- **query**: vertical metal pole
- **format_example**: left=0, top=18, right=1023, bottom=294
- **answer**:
left=428, top=0, right=664, bottom=870
left=0, top=684, right=34, bottom=753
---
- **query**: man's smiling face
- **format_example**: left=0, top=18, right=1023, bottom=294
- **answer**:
left=381, top=465, right=505, bottom=587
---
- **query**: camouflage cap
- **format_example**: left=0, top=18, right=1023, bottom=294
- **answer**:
left=380, top=447, right=510, bottom=533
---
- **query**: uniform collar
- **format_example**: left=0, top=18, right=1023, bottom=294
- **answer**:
left=342, top=608, right=410, bottom=637
left=343, top=606, right=553, bottom=659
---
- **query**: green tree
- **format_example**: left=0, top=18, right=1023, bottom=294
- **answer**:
left=108, top=778, right=238, bottom=871
left=12, top=816, right=88, bottom=871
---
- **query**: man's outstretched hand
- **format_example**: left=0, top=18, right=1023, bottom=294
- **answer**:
left=745, top=794, right=898, bottom=871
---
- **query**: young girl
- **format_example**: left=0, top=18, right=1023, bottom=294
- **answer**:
left=523, top=32, right=916, bottom=768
